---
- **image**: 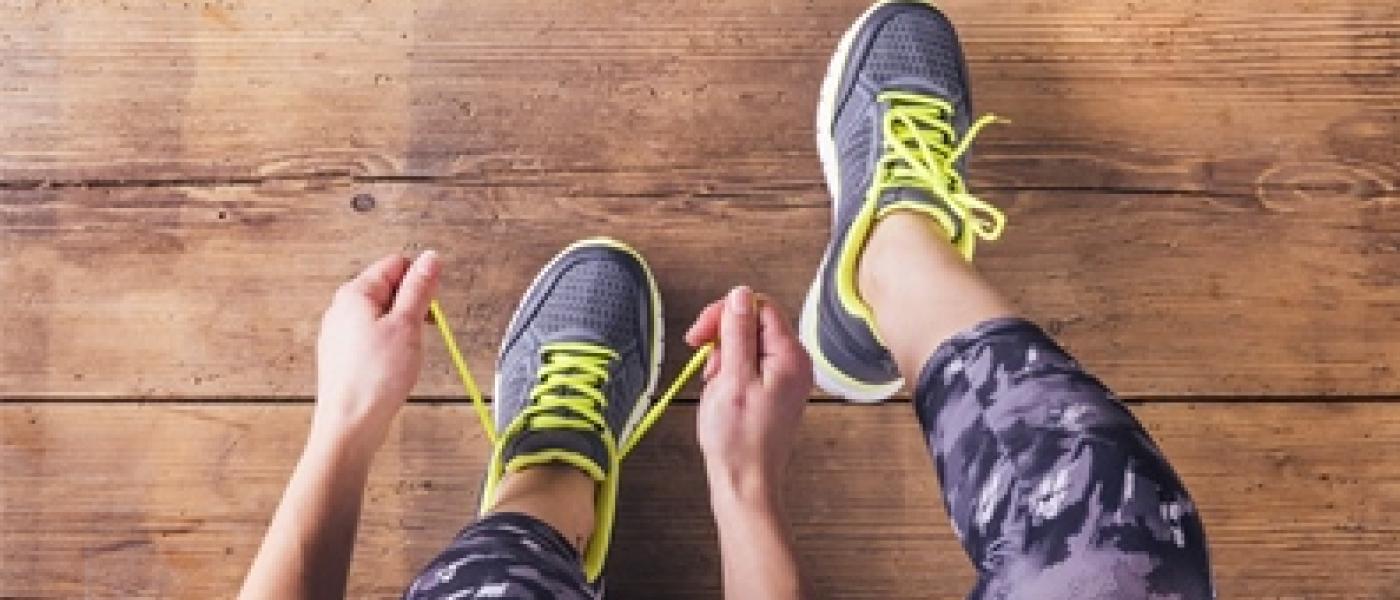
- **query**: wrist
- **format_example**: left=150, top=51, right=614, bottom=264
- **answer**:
left=708, top=478, right=793, bottom=553
left=310, top=389, right=393, bottom=452
left=706, top=465, right=784, bottom=517
left=306, top=415, right=380, bottom=469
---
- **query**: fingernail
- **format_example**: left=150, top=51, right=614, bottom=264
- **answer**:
left=727, top=286, right=752, bottom=315
left=417, top=250, right=440, bottom=274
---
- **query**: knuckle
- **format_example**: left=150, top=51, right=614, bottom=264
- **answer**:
left=772, top=355, right=812, bottom=386
left=384, top=313, right=415, bottom=333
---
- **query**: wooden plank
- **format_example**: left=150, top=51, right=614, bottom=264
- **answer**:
left=3, top=402, right=1400, bottom=598
left=0, top=0, right=1394, bottom=193
left=2, top=0, right=1397, bottom=398
left=4, top=182, right=1400, bottom=398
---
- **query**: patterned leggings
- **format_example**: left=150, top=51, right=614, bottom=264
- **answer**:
left=404, top=318, right=1214, bottom=599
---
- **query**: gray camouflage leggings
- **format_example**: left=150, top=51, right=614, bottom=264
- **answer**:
left=918, top=318, right=1213, bottom=599
left=405, top=318, right=1214, bottom=599
left=403, top=512, right=598, bottom=599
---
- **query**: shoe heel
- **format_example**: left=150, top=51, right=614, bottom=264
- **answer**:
left=799, top=281, right=903, bottom=403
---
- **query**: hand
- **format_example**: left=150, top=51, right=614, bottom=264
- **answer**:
left=686, top=286, right=812, bottom=508
left=313, top=251, right=441, bottom=454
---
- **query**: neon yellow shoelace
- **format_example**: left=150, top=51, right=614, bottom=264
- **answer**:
left=429, top=299, right=713, bottom=582
left=427, top=300, right=712, bottom=466
left=873, top=90, right=1006, bottom=248
left=499, top=341, right=618, bottom=480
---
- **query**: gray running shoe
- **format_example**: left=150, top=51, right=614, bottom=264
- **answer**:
left=482, top=237, right=663, bottom=582
left=800, top=0, right=1006, bottom=401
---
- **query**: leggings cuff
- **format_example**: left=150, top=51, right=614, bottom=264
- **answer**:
left=467, top=512, right=582, bottom=562
left=913, top=317, right=1061, bottom=401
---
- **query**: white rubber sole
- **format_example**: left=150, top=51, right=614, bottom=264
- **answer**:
left=800, top=276, right=903, bottom=403
left=799, top=0, right=916, bottom=403
left=493, top=237, right=665, bottom=443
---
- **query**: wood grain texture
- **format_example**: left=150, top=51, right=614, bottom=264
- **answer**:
left=4, top=182, right=1400, bottom=398
left=1, top=0, right=1396, bottom=398
left=0, top=0, right=1394, bottom=192
left=3, top=402, right=1400, bottom=599
left=3, top=1, right=1398, bottom=598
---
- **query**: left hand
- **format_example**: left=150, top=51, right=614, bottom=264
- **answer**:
left=685, top=287, right=813, bottom=506
left=313, top=251, right=441, bottom=453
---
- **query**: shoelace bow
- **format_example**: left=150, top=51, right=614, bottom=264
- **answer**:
left=429, top=300, right=713, bottom=463
left=875, top=90, right=1006, bottom=243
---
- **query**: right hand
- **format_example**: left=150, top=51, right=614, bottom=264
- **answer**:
left=685, top=286, right=813, bottom=506
left=313, top=251, right=440, bottom=455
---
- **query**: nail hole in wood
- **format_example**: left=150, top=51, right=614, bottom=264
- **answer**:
left=351, top=193, right=376, bottom=213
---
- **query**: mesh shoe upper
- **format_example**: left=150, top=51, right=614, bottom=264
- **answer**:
left=482, top=239, right=662, bottom=584
left=805, top=1, right=981, bottom=397
left=494, top=243, right=658, bottom=475
left=832, top=4, right=973, bottom=212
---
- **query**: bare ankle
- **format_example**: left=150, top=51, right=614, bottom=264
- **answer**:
left=491, top=465, right=598, bottom=552
left=855, top=211, right=1015, bottom=377
left=857, top=212, right=953, bottom=311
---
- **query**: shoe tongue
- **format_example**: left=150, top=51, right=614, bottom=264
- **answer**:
left=501, top=428, right=609, bottom=481
left=875, top=187, right=959, bottom=242
left=538, top=328, right=612, bottom=400
left=501, top=329, right=613, bottom=479
left=884, top=78, right=958, bottom=104
left=877, top=186, right=937, bottom=207
left=543, top=327, right=606, bottom=346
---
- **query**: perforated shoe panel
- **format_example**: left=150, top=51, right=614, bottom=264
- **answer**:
left=495, top=245, right=656, bottom=446
left=805, top=2, right=979, bottom=396
left=832, top=3, right=974, bottom=218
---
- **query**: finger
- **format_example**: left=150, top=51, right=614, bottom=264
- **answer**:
left=717, top=286, right=759, bottom=379
left=686, top=292, right=773, bottom=347
left=685, top=300, right=724, bottom=347
left=349, top=254, right=412, bottom=311
left=758, top=302, right=807, bottom=373
left=390, top=250, right=442, bottom=320
left=703, top=350, right=720, bottom=381
left=758, top=300, right=800, bottom=353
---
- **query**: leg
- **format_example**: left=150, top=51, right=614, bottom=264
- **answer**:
left=491, top=465, right=598, bottom=551
left=858, top=212, right=1014, bottom=378
left=407, top=238, right=665, bottom=597
left=404, top=468, right=599, bottom=599
left=799, top=3, right=1213, bottom=595
left=863, top=214, right=1215, bottom=599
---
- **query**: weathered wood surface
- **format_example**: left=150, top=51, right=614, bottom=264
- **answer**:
left=2, top=0, right=1397, bottom=398
left=0, top=0, right=1394, bottom=189
left=3, top=402, right=1400, bottom=599
left=2, top=1, right=1399, bottom=599
left=4, top=182, right=1400, bottom=398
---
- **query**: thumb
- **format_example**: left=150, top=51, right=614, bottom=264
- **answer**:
left=390, top=250, right=442, bottom=320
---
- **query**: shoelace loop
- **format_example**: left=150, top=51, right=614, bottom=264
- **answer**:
left=875, top=90, right=1006, bottom=243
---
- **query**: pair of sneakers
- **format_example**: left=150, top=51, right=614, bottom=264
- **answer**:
left=471, top=0, right=1005, bottom=581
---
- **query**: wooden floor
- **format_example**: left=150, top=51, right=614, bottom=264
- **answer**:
left=2, top=0, right=1397, bottom=597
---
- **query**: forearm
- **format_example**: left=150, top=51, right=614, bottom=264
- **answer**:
left=240, top=424, right=374, bottom=600
left=709, top=483, right=806, bottom=600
